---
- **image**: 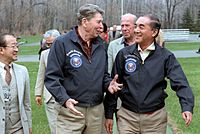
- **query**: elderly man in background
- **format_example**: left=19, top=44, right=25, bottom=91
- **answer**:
left=35, top=29, right=60, bottom=134
left=104, top=13, right=137, bottom=134
left=108, top=13, right=137, bottom=74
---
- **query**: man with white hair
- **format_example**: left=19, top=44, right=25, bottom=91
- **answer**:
left=107, top=13, right=137, bottom=74
left=105, top=13, right=137, bottom=134
left=38, top=29, right=60, bottom=59
left=35, top=29, right=60, bottom=134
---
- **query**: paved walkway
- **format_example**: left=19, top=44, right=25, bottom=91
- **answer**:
left=17, top=49, right=200, bottom=62
left=172, top=50, right=200, bottom=58
left=18, top=55, right=39, bottom=62
left=18, top=40, right=200, bottom=62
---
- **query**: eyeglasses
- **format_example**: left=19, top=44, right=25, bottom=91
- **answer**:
left=46, top=43, right=52, bottom=46
left=45, top=43, right=53, bottom=48
left=4, top=45, right=19, bottom=49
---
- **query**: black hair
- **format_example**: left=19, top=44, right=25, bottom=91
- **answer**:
left=0, top=33, right=15, bottom=47
left=144, top=14, right=161, bottom=38
left=102, top=23, right=108, bottom=33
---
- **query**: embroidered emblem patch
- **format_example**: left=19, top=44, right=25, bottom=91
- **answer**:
left=67, top=50, right=83, bottom=68
left=70, top=55, right=82, bottom=68
left=125, top=58, right=137, bottom=73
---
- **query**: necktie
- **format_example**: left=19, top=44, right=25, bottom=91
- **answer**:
left=4, top=65, right=12, bottom=85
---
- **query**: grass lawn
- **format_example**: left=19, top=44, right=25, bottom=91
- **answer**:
left=18, top=45, right=40, bottom=55
left=166, top=57, right=200, bottom=134
left=165, top=42, right=200, bottom=51
left=18, top=35, right=42, bottom=44
left=17, top=34, right=42, bottom=55
left=18, top=41, right=200, bottom=56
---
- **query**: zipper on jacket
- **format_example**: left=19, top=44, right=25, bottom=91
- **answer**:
left=141, top=50, right=155, bottom=65
left=81, top=49, right=92, bottom=64
left=88, top=58, right=92, bottom=63
left=142, top=61, right=144, bottom=65
left=132, top=52, right=143, bottom=65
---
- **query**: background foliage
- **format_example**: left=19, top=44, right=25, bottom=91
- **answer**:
left=0, top=0, right=200, bottom=35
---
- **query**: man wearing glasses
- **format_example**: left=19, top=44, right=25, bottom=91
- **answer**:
left=0, top=33, right=32, bottom=134
left=34, top=29, right=60, bottom=134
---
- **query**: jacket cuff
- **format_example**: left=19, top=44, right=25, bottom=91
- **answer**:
left=105, top=110, right=114, bottom=119
left=182, top=106, right=194, bottom=114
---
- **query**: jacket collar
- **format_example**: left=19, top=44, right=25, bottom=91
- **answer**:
left=69, top=26, right=102, bottom=52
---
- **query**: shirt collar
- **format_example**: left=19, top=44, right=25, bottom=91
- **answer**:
left=0, top=61, right=12, bottom=69
left=138, top=42, right=155, bottom=52
left=120, top=37, right=135, bottom=47
left=120, top=37, right=125, bottom=44
left=75, top=26, right=97, bottom=45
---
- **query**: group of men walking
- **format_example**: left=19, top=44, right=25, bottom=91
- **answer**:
left=0, top=3, right=194, bottom=134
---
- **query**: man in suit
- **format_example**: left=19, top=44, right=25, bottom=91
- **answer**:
left=35, top=29, right=60, bottom=134
left=0, top=33, right=32, bottom=134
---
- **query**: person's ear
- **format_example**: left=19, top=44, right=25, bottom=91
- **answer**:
left=0, top=47, right=4, bottom=54
left=82, top=18, right=88, bottom=28
left=152, top=29, right=158, bottom=37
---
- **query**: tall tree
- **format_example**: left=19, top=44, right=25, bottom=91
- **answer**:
left=8, top=0, right=15, bottom=33
left=0, top=0, right=199, bottom=34
left=164, top=0, right=184, bottom=28
left=195, top=7, right=200, bottom=31
left=181, top=7, right=194, bottom=31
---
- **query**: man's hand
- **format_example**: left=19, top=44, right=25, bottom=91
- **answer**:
left=29, top=128, right=32, bottom=134
left=65, top=98, right=84, bottom=117
left=35, top=96, right=42, bottom=106
left=108, top=74, right=123, bottom=94
left=182, top=111, right=192, bottom=127
left=105, top=119, right=113, bottom=134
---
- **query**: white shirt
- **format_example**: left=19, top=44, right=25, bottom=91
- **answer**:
left=138, top=43, right=155, bottom=63
left=0, top=61, right=13, bottom=84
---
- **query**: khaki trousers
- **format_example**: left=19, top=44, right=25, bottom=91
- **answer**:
left=57, top=103, right=104, bottom=134
left=117, top=107, right=167, bottom=134
left=45, top=99, right=60, bottom=134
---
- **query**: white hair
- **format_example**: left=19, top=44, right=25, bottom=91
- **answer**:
left=121, top=13, right=137, bottom=24
left=43, top=29, right=60, bottom=38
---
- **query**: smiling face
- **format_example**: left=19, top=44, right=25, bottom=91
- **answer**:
left=134, top=16, right=159, bottom=47
left=0, top=35, right=18, bottom=64
left=84, top=13, right=103, bottom=39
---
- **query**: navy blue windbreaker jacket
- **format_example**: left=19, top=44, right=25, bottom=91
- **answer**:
left=104, top=44, right=194, bottom=119
left=45, top=27, right=112, bottom=107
